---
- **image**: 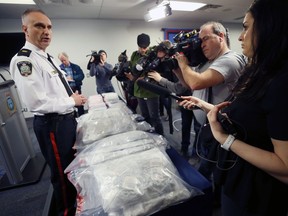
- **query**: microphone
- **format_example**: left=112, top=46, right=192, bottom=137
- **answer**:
left=137, top=79, right=184, bottom=100
left=137, top=79, right=234, bottom=129
left=137, top=80, right=236, bottom=131
left=137, top=79, right=200, bottom=109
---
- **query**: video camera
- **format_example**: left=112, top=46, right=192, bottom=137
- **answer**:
left=86, top=50, right=101, bottom=64
left=164, top=30, right=207, bottom=69
left=113, top=50, right=131, bottom=82
left=86, top=50, right=101, bottom=70
left=134, top=48, right=161, bottom=83
left=135, top=48, right=160, bottom=74
left=133, top=30, right=207, bottom=80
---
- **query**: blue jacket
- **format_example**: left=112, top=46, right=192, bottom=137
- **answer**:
left=60, top=62, right=85, bottom=87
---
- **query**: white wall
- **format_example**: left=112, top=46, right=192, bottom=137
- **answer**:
left=0, top=18, right=243, bottom=116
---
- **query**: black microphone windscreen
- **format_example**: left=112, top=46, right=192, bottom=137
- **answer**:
left=136, top=79, right=204, bottom=111
left=137, top=79, right=170, bottom=96
left=137, top=79, right=184, bottom=101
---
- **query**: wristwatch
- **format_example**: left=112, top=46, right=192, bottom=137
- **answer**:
left=221, top=134, right=235, bottom=151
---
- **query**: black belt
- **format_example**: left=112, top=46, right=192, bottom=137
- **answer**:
left=35, top=112, right=75, bottom=120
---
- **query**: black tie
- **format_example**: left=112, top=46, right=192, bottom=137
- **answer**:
left=47, top=54, right=73, bottom=96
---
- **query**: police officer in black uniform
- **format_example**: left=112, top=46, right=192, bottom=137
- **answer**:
left=10, top=9, right=87, bottom=216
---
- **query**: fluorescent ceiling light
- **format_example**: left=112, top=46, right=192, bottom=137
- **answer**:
left=144, top=1, right=206, bottom=22
left=144, top=3, right=172, bottom=22
left=0, top=0, right=35, bottom=4
left=170, top=1, right=206, bottom=11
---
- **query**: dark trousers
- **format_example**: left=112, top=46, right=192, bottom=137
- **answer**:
left=159, top=96, right=172, bottom=116
left=137, top=97, right=164, bottom=135
left=122, top=81, right=138, bottom=114
left=159, top=96, right=173, bottom=134
left=192, top=117, right=201, bottom=156
left=180, top=107, right=194, bottom=153
left=127, top=96, right=138, bottom=114
left=33, top=114, right=77, bottom=216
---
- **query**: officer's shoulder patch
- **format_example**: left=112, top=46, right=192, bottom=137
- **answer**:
left=17, top=61, right=32, bottom=77
left=17, top=49, right=32, bottom=57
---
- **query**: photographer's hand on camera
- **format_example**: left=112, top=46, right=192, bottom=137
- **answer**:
left=90, top=56, right=95, bottom=63
left=175, top=52, right=190, bottom=70
left=124, top=72, right=134, bottom=81
left=148, top=71, right=162, bottom=82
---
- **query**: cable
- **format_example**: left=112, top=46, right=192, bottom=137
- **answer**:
left=172, top=118, right=195, bottom=135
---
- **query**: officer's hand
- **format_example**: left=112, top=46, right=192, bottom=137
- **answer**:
left=72, top=91, right=87, bottom=106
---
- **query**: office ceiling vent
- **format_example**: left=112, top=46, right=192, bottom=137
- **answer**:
left=198, top=4, right=222, bottom=11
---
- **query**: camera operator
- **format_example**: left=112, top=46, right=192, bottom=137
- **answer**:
left=148, top=40, right=196, bottom=159
left=175, top=22, right=246, bottom=136
left=174, top=21, right=246, bottom=207
left=89, top=50, right=115, bottom=94
left=127, top=33, right=164, bottom=135
left=153, top=40, right=174, bottom=124
left=148, top=40, right=175, bottom=134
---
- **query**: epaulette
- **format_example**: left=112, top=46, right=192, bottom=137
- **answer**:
left=17, top=49, right=32, bottom=57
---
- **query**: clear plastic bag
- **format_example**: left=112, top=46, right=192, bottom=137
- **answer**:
left=65, top=131, right=168, bottom=172
left=67, top=144, right=203, bottom=216
left=75, top=107, right=137, bottom=148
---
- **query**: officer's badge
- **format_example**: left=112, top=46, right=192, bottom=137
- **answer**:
left=17, top=61, right=32, bottom=77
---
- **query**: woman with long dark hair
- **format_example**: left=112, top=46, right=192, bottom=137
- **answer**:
left=178, top=0, right=288, bottom=215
